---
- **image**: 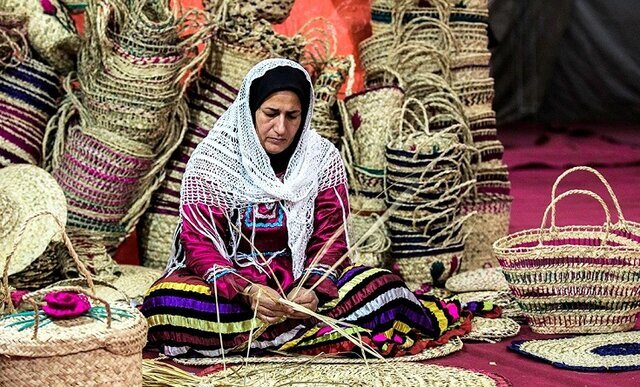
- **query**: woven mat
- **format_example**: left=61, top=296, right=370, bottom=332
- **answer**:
left=463, top=317, right=521, bottom=343
left=201, top=362, right=511, bottom=386
left=509, top=331, right=640, bottom=372
left=171, top=337, right=463, bottom=366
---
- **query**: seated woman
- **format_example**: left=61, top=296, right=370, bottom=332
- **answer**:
left=142, top=58, right=465, bottom=358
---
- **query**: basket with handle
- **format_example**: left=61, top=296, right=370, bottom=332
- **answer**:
left=494, top=168, right=640, bottom=334
left=0, top=212, right=148, bottom=386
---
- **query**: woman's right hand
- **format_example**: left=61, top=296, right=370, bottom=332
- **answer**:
left=243, top=284, right=288, bottom=324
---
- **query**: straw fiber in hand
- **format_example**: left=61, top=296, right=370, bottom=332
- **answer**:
left=173, top=336, right=463, bottom=366
left=200, top=361, right=510, bottom=386
left=509, top=331, right=640, bottom=372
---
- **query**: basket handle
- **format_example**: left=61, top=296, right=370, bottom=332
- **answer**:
left=21, top=286, right=111, bottom=340
left=539, top=189, right=611, bottom=245
left=2, top=211, right=96, bottom=314
left=551, top=166, right=625, bottom=224
left=393, top=97, right=430, bottom=140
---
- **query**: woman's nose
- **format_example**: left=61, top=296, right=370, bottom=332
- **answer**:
left=273, top=114, right=286, bottom=134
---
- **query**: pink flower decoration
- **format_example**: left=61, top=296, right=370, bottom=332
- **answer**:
left=40, top=0, right=57, bottom=15
left=351, top=111, right=362, bottom=131
left=42, top=291, right=91, bottom=319
left=10, top=290, right=29, bottom=308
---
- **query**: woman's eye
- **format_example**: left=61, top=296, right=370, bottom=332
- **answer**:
left=287, top=114, right=300, bottom=120
left=265, top=112, right=278, bottom=118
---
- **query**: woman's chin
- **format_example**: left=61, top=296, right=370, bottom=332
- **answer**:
left=265, top=145, right=287, bottom=155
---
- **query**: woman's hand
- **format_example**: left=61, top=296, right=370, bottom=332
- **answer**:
left=243, top=284, right=288, bottom=324
left=286, top=288, right=319, bottom=319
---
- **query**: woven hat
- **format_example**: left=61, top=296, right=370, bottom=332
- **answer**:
left=509, top=331, right=640, bottom=372
left=445, top=267, right=509, bottom=293
left=0, top=165, right=67, bottom=276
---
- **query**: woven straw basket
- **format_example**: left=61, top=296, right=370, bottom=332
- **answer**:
left=2, top=0, right=80, bottom=73
left=0, top=215, right=147, bottom=386
left=494, top=167, right=640, bottom=334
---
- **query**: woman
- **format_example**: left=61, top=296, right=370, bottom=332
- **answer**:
left=142, top=59, right=464, bottom=358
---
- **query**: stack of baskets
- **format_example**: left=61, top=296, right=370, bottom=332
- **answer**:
left=43, top=0, right=208, bottom=274
left=139, top=3, right=306, bottom=268
left=385, top=98, right=475, bottom=288
left=360, top=0, right=512, bottom=272
left=494, top=167, right=640, bottom=334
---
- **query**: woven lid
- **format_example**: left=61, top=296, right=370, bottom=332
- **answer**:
left=463, top=317, right=521, bottom=342
left=0, top=295, right=147, bottom=358
left=445, top=267, right=509, bottom=293
left=0, top=165, right=67, bottom=276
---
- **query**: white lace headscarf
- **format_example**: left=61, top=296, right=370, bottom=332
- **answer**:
left=168, top=58, right=347, bottom=280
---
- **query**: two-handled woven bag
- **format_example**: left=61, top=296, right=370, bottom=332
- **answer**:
left=494, top=166, right=640, bottom=334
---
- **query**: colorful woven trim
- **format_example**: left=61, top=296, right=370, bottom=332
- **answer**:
left=509, top=331, right=640, bottom=372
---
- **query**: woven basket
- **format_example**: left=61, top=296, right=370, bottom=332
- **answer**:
left=393, top=242, right=464, bottom=289
left=343, top=86, right=405, bottom=171
left=1, top=216, right=147, bottom=386
left=203, top=0, right=295, bottom=24
left=461, top=192, right=511, bottom=271
left=494, top=167, right=640, bottom=334
left=8, top=243, right=63, bottom=290
left=2, top=0, right=80, bottom=73
left=0, top=283, right=146, bottom=386
left=0, top=52, right=62, bottom=166
left=348, top=213, right=390, bottom=268
left=140, top=39, right=271, bottom=267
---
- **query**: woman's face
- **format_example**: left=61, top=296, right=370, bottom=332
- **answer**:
left=254, top=90, right=302, bottom=154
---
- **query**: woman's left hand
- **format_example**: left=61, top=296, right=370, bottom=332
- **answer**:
left=286, top=288, right=318, bottom=319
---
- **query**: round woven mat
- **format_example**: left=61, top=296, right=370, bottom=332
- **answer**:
left=509, top=331, right=640, bottom=372
left=463, top=317, right=521, bottom=342
left=172, top=337, right=463, bottom=366
left=205, top=362, right=510, bottom=386
left=445, top=268, right=509, bottom=293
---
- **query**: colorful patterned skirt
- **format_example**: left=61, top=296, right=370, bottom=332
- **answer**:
left=142, top=266, right=464, bottom=357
